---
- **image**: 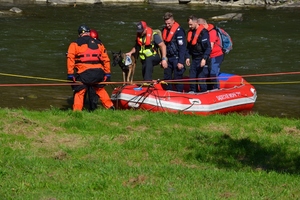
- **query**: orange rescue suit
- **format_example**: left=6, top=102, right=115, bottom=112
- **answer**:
left=67, top=36, right=111, bottom=75
left=66, top=35, right=113, bottom=111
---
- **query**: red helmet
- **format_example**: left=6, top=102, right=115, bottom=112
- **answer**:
left=90, top=29, right=99, bottom=39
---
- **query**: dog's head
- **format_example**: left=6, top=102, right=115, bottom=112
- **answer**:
left=112, top=50, right=123, bottom=67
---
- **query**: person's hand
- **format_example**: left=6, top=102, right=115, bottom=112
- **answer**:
left=104, top=73, right=111, bottom=82
left=161, top=57, right=168, bottom=69
left=177, top=63, right=184, bottom=70
left=161, top=60, right=167, bottom=69
left=67, top=74, right=76, bottom=82
left=200, top=59, right=206, bottom=67
left=185, top=58, right=190, bottom=67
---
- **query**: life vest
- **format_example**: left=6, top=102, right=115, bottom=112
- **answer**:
left=136, top=27, right=158, bottom=60
left=162, top=22, right=180, bottom=42
left=207, top=24, right=214, bottom=31
left=187, top=25, right=205, bottom=45
left=75, top=38, right=102, bottom=64
left=206, top=23, right=223, bottom=57
left=137, top=27, right=153, bottom=46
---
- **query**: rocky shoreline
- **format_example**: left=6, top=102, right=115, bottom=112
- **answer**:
left=0, top=0, right=299, bottom=8
left=0, top=0, right=300, bottom=14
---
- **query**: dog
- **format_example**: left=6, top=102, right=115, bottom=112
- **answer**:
left=112, top=50, right=136, bottom=84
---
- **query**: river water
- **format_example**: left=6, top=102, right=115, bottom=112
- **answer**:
left=0, top=3, right=299, bottom=118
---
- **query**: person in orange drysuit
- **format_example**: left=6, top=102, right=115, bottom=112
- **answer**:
left=66, top=25, right=114, bottom=111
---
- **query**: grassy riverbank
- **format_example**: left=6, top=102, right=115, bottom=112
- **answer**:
left=1, top=108, right=300, bottom=199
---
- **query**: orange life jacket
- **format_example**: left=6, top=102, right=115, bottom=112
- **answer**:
left=136, top=27, right=153, bottom=46
left=187, top=25, right=205, bottom=45
left=162, top=22, right=180, bottom=42
left=75, top=38, right=102, bottom=64
left=75, top=48, right=102, bottom=64
left=206, top=24, right=214, bottom=31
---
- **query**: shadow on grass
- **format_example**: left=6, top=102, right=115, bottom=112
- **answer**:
left=189, top=133, right=300, bottom=174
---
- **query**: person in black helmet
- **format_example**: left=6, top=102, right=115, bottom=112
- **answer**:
left=66, top=25, right=114, bottom=111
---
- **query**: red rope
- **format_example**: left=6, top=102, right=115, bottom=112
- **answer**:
left=164, top=71, right=300, bottom=82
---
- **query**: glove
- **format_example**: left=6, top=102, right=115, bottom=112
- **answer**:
left=67, top=74, right=76, bottom=82
left=104, top=73, right=111, bottom=82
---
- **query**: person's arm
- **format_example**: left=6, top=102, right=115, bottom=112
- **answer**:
left=158, top=41, right=168, bottom=69
left=158, top=42, right=166, bottom=59
left=185, top=35, right=192, bottom=67
left=126, top=40, right=138, bottom=56
left=177, top=27, right=187, bottom=67
left=200, top=29, right=212, bottom=67
left=100, top=44, right=111, bottom=74
left=154, top=34, right=167, bottom=68
left=126, top=46, right=136, bottom=56
left=209, top=29, right=218, bottom=49
left=66, top=42, right=76, bottom=75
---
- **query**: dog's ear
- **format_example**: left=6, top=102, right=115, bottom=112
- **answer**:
left=119, top=50, right=121, bottom=54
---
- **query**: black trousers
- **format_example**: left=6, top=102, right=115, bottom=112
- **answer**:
left=141, top=54, right=161, bottom=81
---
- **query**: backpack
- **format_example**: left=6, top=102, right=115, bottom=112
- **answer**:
left=215, top=26, right=233, bottom=54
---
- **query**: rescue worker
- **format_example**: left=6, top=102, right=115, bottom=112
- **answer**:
left=198, top=18, right=224, bottom=90
left=88, top=29, right=113, bottom=110
left=162, top=12, right=187, bottom=92
left=126, top=21, right=168, bottom=81
left=185, top=15, right=211, bottom=93
left=66, top=25, right=114, bottom=111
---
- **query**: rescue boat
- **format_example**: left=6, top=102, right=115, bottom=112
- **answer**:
left=111, top=73, right=257, bottom=116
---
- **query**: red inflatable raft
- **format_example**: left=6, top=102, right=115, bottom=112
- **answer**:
left=111, top=73, right=257, bottom=115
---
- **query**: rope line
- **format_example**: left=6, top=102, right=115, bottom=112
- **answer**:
left=0, top=72, right=70, bottom=83
left=164, top=71, right=300, bottom=83
left=0, top=72, right=151, bottom=84
left=0, top=71, right=299, bottom=87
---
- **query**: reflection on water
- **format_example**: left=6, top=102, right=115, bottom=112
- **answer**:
left=0, top=3, right=299, bottom=118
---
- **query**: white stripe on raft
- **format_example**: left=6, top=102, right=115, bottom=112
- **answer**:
left=112, top=90, right=257, bottom=112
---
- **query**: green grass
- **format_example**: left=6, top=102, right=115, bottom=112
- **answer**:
left=1, top=108, right=300, bottom=199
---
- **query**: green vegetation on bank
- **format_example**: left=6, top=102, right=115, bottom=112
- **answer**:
left=1, top=108, right=300, bottom=199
